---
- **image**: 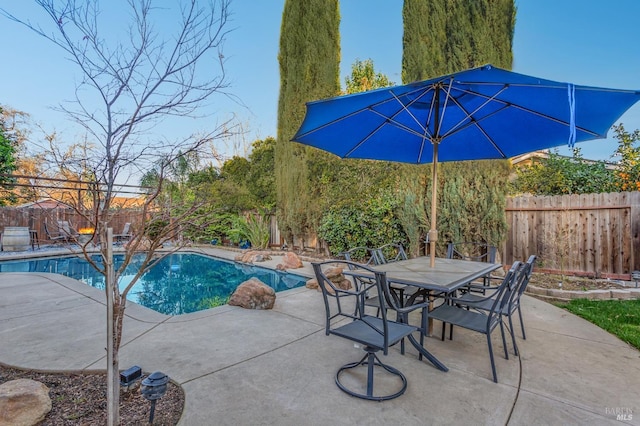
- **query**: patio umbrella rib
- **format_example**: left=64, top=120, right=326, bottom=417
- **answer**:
left=438, top=85, right=510, bottom=139
left=344, top=88, right=433, bottom=158
left=453, top=85, right=602, bottom=138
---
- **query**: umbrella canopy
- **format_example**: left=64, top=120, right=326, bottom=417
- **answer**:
left=292, top=64, right=640, bottom=266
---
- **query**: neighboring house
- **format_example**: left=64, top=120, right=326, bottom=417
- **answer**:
left=17, top=196, right=145, bottom=210
left=16, top=198, right=73, bottom=210
left=111, top=196, right=146, bottom=209
left=510, top=150, right=618, bottom=170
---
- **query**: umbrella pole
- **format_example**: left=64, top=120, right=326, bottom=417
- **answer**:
left=429, top=143, right=438, bottom=268
left=426, top=142, right=439, bottom=335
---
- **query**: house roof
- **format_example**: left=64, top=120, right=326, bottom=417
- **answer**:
left=16, top=198, right=73, bottom=209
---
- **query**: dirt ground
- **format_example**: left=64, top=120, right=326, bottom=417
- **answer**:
left=528, top=272, right=628, bottom=291
left=0, top=363, right=184, bottom=425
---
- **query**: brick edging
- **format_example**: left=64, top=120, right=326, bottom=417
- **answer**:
left=526, top=285, right=640, bottom=302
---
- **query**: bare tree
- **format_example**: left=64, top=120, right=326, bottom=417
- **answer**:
left=1, top=1, right=235, bottom=423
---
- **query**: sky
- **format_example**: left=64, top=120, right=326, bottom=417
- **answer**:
left=1, top=0, right=640, bottom=165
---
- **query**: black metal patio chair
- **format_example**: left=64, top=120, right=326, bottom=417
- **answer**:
left=367, top=243, right=428, bottom=318
left=339, top=246, right=380, bottom=266
left=452, top=255, right=537, bottom=354
left=446, top=241, right=498, bottom=264
left=428, top=261, right=524, bottom=383
left=447, top=241, right=499, bottom=291
left=313, top=260, right=420, bottom=401
left=373, top=243, right=408, bottom=264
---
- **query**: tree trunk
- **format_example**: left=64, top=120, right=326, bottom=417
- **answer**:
left=105, top=228, right=119, bottom=425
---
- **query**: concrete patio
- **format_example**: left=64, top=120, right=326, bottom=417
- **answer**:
left=0, top=247, right=638, bottom=425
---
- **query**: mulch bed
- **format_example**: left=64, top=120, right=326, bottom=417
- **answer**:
left=0, top=363, right=184, bottom=425
left=528, top=272, right=628, bottom=291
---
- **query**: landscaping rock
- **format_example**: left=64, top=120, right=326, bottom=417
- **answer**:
left=317, top=266, right=352, bottom=295
left=228, top=278, right=276, bottom=309
left=587, top=289, right=611, bottom=300
left=609, top=289, right=632, bottom=300
left=278, top=252, right=303, bottom=269
left=0, top=379, right=51, bottom=426
left=235, top=250, right=271, bottom=264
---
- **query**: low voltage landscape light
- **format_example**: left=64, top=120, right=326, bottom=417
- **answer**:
left=141, top=371, right=169, bottom=424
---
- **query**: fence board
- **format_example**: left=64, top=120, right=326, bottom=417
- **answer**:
left=0, top=207, right=143, bottom=246
left=505, top=192, right=640, bottom=278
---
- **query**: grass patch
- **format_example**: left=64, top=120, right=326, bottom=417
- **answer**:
left=558, top=299, right=640, bottom=350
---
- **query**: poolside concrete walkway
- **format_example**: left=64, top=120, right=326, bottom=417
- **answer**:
left=0, top=247, right=638, bottom=425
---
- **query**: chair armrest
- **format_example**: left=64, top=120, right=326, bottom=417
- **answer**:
left=462, top=284, right=501, bottom=292
left=449, top=290, right=500, bottom=304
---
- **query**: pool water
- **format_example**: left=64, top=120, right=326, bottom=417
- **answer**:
left=0, top=253, right=309, bottom=315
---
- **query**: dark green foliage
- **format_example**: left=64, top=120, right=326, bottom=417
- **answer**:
left=612, top=124, right=640, bottom=192
left=402, top=0, right=447, bottom=83
left=395, top=168, right=429, bottom=257
left=145, top=219, right=169, bottom=240
left=511, top=149, right=616, bottom=195
left=0, top=107, right=18, bottom=205
left=401, top=0, right=516, bottom=253
left=276, top=0, right=340, bottom=240
left=246, top=137, right=276, bottom=209
left=221, top=156, right=251, bottom=183
left=196, top=137, right=277, bottom=213
left=318, top=190, right=407, bottom=255
left=436, top=161, right=509, bottom=250
left=402, top=0, right=515, bottom=82
left=307, top=60, right=399, bottom=231
left=218, top=156, right=255, bottom=211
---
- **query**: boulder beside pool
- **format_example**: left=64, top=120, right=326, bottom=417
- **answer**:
left=276, top=252, right=303, bottom=270
left=305, top=266, right=352, bottom=295
left=234, top=250, right=272, bottom=263
left=229, top=278, right=276, bottom=309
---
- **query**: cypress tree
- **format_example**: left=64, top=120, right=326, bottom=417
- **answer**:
left=402, top=0, right=447, bottom=83
left=276, top=0, right=340, bottom=244
left=401, top=0, right=516, bottom=255
left=403, top=0, right=515, bottom=79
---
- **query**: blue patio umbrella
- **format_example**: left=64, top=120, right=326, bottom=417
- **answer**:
left=292, top=64, right=640, bottom=266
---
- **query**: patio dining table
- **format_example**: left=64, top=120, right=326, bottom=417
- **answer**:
left=368, top=256, right=502, bottom=372
left=371, top=256, right=501, bottom=294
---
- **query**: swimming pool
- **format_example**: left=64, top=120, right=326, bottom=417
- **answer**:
left=0, top=252, right=309, bottom=315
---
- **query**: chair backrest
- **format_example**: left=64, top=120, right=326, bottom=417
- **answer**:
left=374, top=243, right=408, bottom=264
left=43, top=222, right=54, bottom=238
left=57, top=220, right=73, bottom=236
left=487, top=261, right=524, bottom=322
left=313, top=260, right=394, bottom=354
left=447, top=242, right=497, bottom=263
left=340, top=247, right=380, bottom=267
left=122, top=223, right=131, bottom=234
left=516, top=255, right=537, bottom=297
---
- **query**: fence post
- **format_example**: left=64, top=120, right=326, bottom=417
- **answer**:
left=631, top=192, right=640, bottom=272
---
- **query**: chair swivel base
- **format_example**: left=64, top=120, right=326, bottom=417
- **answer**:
left=335, top=348, right=407, bottom=401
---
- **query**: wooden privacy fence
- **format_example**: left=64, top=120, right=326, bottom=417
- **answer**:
left=4, top=192, right=640, bottom=278
left=0, top=207, right=143, bottom=245
left=505, top=192, right=640, bottom=279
